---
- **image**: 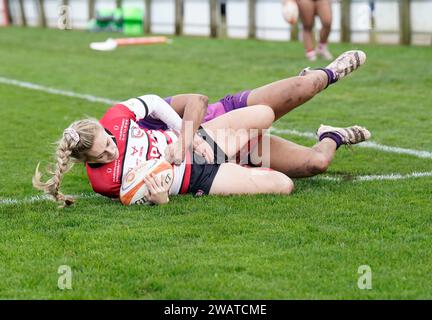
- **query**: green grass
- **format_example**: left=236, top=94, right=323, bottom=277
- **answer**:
left=0, top=27, right=431, bottom=299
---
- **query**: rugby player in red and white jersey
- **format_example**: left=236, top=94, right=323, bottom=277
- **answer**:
left=33, top=50, right=371, bottom=207
left=84, top=93, right=208, bottom=201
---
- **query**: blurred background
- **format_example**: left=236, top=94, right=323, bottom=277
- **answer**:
left=1, top=0, right=431, bottom=46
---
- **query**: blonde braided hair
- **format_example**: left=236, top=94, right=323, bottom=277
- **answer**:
left=33, top=119, right=101, bottom=208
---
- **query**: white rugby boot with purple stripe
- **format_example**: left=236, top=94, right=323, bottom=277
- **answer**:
left=325, top=50, right=367, bottom=81
left=299, top=50, right=367, bottom=87
left=317, top=124, right=371, bottom=148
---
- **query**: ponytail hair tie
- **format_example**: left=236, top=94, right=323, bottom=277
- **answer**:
left=64, top=128, right=80, bottom=144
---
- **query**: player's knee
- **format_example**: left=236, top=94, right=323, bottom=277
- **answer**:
left=321, top=21, right=332, bottom=30
left=253, top=105, right=275, bottom=128
left=197, top=94, right=209, bottom=105
left=190, top=94, right=209, bottom=111
left=271, top=172, right=294, bottom=195
left=308, top=153, right=331, bottom=175
left=303, top=24, right=313, bottom=32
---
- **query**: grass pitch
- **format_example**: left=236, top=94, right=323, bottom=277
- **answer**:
left=0, top=27, right=431, bottom=299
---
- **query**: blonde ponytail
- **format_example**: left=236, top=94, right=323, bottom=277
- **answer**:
left=33, top=119, right=100, bottom=208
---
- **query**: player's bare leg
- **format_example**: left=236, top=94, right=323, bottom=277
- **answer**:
left=249, top=125, right=371, bottom=178
left=246, top=50, right=367, bottom=120
left=201, top=105, right=275, bottom=159
left=247, top=72, right=328, bottom=120
left=200, top=106, right=294, bottom=196
left=209, top=163, right=294, bottom=195
left=297, top=0, right=317, bottom=61
left=315, top=0, right=333, bottom=60
left=251, top=135, right=338, bottom=178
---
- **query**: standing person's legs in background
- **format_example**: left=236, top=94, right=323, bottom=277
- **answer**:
left=315, top=0, right=333, bottom=60
left=297, top=0, right=317, bottom=61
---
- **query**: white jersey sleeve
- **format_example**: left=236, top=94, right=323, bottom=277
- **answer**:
left=120, top=94, right=182, bottom=131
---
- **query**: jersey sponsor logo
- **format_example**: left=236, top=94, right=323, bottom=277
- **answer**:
left=147, top=137, right=161, bottom=159
left=118, top=118, right=130, bottom=142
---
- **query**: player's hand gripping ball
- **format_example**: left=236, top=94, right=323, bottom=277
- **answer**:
left=120, top=159, right=174, bottom=205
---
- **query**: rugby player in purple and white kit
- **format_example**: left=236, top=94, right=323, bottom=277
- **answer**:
left=33, top=50, right=371, bottom=207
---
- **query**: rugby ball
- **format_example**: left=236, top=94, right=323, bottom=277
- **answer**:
left=282, top=0, right=299, bottom=25
left=120, top=159, right=174, bottom=206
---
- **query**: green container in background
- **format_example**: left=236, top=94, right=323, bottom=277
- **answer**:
left=112, top=8, right=124, bottom=31
left=123, top=7, right=144, bottom=36
left=90, top=8, right=123, bottom=32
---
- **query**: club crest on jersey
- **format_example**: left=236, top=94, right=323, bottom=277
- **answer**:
left=131, top=126, right=145, bottom=138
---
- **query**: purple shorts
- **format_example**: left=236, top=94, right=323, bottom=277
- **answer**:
left=204, top=90, right=251, bottom=122
left=138, top=90, right=251, bottom=130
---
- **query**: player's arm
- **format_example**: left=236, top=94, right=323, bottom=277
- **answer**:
left=168, top=94, right=208, bottom=117
left=179, top=93, right=208, bottom=148
left=146, top=94, right=209, bottom=164
left=164, top=94, right=209, bottom=164
left=121, top=94, right=207, bottom=131
left=121, top=94, right=183, bottom=131
left=121, top=94, right=208, bottom=163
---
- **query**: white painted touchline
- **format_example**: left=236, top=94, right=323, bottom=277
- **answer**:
left=271, top=128, right=316, bottom=139
left=360, top=141, right=432, bottom=159
left=0, top=76, right=117, bottom=105
left=314, top=171, right=432, bottom=182
left=0, top=193, right=101, bottom=206
left=1, top=75, right=432, bottom=160
left=355, top=171, right=432, bottom=181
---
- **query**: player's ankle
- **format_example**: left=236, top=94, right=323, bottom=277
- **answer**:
left=313, top=68, right=337, bottom=88
left=319, top=131, right=343, bottom=149
left=318, top=42, right=327, bottom=51
left=306, top=49, right=317, bottom=61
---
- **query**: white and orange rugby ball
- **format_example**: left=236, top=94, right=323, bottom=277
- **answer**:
left=282, top=0, right=299, bottom=25
left=120, top=159, right=174, bottom=206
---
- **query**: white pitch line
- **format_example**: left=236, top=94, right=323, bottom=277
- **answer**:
left=360, top=141, right=432, bottom=159
left=314, top=171, right=432, bottom=182
left=1, top=75, right=431, bottom=160
left=0, top=193, right=101, bottom=206
left=0, top=76, right=117, bottom=105
left=271, top=128, right=432, bottom=160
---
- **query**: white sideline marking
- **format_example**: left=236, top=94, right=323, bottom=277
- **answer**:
left=271, top=128, right=432, bottom=159
left=1, top=75, right=431, bottom=160
left=0, top=76, right=117, bottom=105
left=0, top=193, right=101, bottom=206
left=314, top=171, right=432, bottom=182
